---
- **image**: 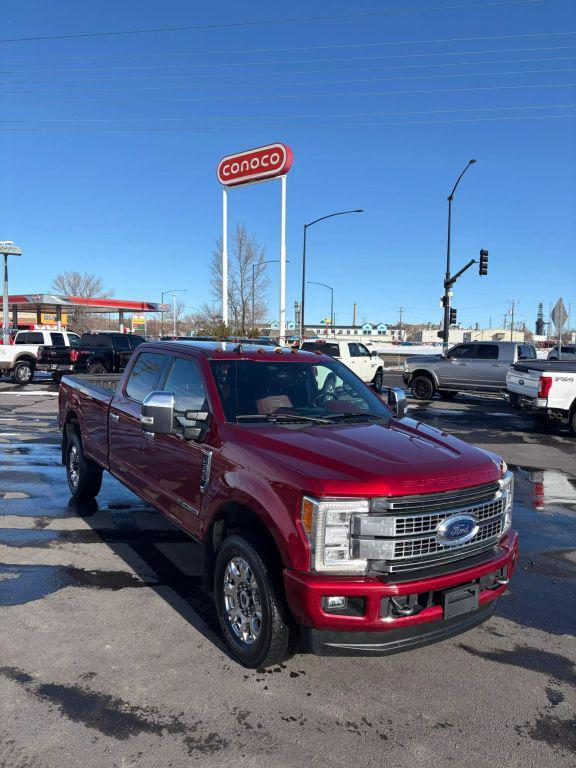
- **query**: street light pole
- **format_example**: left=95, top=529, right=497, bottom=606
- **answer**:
left=1, top=241, right=22, bottom=346
left=161, top=288, right=186, bottom=337
left=307, top=281, right=334, bottom=337
left=442, top=160, right=476, bottom=352
left=300, top=209, right=363, bottom=341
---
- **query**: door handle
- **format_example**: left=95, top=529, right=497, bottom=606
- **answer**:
left=491, top=364, right=501, bottom=367
left=143, top=431, right=155, bottom=440
left=110, top=413, right=120, bottom=422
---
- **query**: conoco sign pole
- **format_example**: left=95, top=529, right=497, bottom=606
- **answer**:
left=217, top=143, right=293, bottom=342
left=222, top=187, right=228, bottom=326
left=279, top=175, right=287, bottom=342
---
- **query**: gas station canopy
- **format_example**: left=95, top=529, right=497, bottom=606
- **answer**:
left=6, top=293, right=161, bottom=331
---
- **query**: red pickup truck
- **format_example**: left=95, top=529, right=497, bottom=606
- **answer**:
left=58, top=341, right=518, bottom=668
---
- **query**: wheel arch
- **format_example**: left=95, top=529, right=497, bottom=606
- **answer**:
left=13, top=353, right=36, bottom=368
left=203, top=501, right=284, bottom=592
left=61, top=410, right=81, bottom=465
left=410, top=368, right=439, bottom=387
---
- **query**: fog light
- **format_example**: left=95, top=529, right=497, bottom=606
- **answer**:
left=325, top=596, right=347, bottom=609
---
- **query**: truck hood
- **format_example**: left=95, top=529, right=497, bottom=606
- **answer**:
left=237, top=418, right=501, bottom=497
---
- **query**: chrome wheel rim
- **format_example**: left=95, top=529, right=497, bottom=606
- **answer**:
left=18, top=365, right=31, bottom=382
left=222, top=557, right=262, bottom=645
left=69, top=445, right=80, bottom=487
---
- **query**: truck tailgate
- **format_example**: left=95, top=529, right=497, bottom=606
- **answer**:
left=507, top=368, right=540, bottom=398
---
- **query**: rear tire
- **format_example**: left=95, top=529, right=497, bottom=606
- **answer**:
left=411, top=374, right=435, bottom=401
left=12, top=360, right=34, bottom=385
left=88, top=362, right=109, bottom=374
left=214, top=534, right=295, bottom=668
left=66, top=433, right=103, bottom=500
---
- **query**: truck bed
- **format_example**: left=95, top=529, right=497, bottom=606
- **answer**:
left=61, top=373, right=122, bottom=396
left=511, top=360, right=576, bottom=373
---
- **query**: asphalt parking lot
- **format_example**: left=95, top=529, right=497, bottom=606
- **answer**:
left=0, top=374, right=574, bottom=767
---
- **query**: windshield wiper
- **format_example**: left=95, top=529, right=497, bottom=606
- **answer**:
left=322, top=412, right=386, bottom=421
left=236, top=413, right=331, bottom=424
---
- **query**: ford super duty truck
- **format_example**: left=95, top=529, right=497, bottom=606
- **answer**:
left=506, top=359, right=576, bottom=434
left=59, top=340, right=518, bottom=667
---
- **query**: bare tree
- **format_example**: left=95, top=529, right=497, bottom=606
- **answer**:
left=163, top=299, right=187, bottom=336
left=210, top=225, right=269, bottom=334
left=51, top=271, right=113, bottom=332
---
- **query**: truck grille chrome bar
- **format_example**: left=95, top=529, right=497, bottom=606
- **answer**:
left=350, top=483, right=508, bottom=574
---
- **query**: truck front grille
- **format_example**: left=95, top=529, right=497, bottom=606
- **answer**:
left=351, top=482, right=508, bottom=574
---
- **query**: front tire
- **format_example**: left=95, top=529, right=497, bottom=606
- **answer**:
left=411, top=374, right=436, bottom=400
left=12, top=360, right=34, bottom=385
left=570, top=408, right=576, bottom=437
left=372, top=369, right=384, bottom=393
left=214, top=534, right=295, bottom=668
left=66, top=433, right=103, bottom=499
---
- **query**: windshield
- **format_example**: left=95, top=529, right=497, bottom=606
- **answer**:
left=210, top=358, right=391, bottom=424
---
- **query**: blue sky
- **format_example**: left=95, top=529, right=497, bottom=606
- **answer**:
left=1, top=0, right=575, bottom=330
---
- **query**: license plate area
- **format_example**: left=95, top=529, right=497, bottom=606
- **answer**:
left=441, top=582, right=479, bottom=620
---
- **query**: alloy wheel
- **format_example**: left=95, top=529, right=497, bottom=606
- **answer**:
left=222, top=556, right=262, bottom=645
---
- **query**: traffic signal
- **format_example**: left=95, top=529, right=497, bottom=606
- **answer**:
left=449, top=308, right=457, bottom=325
left=479, top=249, right=489, bottom=276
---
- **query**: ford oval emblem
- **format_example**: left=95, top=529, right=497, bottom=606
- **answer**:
left=436, top=514, right=479, bottom=546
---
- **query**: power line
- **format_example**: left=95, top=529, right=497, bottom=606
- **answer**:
left=1, top=79, right=573, bottom=101
left=0, top=1, right=548, bottom=44
left=3, top=49, right=575, bottom=76
left=3, top=64, right=575, bottom=88
left=6, top=29, right=575, bottom=65
left=3, top=103, right=574, bottom=124
left=2, top=114, right=574, bottom=132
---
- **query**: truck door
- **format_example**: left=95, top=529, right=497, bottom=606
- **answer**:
left=468, top=344, right=503, bottom=390
left=357, top=342, right=378, bottom=382
left=113, top=335, right=134, bottom=371
left=443, top=344, right=477, bottom=388
left=347, top=343, right=365, bottom=379
left=108, top=350, right=170, bottom=497
left=144, top=354, right=209, bottom=537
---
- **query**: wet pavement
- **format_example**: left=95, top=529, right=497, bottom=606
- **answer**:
left=0, top=379, right=575, bottom=767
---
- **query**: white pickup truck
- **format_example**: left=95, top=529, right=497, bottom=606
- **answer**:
left=300, top=339, right=384, bottom=391
left=506, top=360, right=576, bottom=435
left=0, top=329, right=80, bottom=385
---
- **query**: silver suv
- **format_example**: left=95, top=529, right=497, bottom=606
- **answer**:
left=403, top=341, right=537, bottom=400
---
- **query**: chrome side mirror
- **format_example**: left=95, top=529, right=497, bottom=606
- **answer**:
left=141, top=391, right=175, bottom=435
left=387, top=387, right=407, bottom=418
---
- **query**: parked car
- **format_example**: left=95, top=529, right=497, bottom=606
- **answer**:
left=506, top=359, right=576, bottom=434
left=403, top=341, right=537, bottom=400
left=0, top=329, right=80, bottom=384
left=59, top=340, right=517, bottom=667
left=69, top=332, right=146, bottom=374
left=547, top=344, right=576, bottom=360
left=300, top=339, right=384, bottom=391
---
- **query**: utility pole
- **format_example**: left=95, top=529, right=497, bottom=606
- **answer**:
left=509, top=299, right=518, bottom=341
left=353, top=303, right=357, bottom=327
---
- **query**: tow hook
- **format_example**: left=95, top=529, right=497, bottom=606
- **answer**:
left=389, top=597, right=423, bottom=617
left=491, top=575, right=510, bottom=589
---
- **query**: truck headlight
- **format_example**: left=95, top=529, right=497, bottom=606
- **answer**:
left=301, top=497, right=369, bottom=574
left=499, top=470, right=514, bottom=533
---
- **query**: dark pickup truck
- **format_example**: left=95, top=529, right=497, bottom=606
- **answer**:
left=39, top=331, right=145, bottom=379
left=59, top=340, right=518, bottom=668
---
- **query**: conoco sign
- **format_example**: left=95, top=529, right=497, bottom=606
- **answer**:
left=217, top=143, right=293, bottom=187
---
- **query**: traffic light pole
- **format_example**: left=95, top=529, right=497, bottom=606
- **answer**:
left=442, top=195, right=454, bottom=353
